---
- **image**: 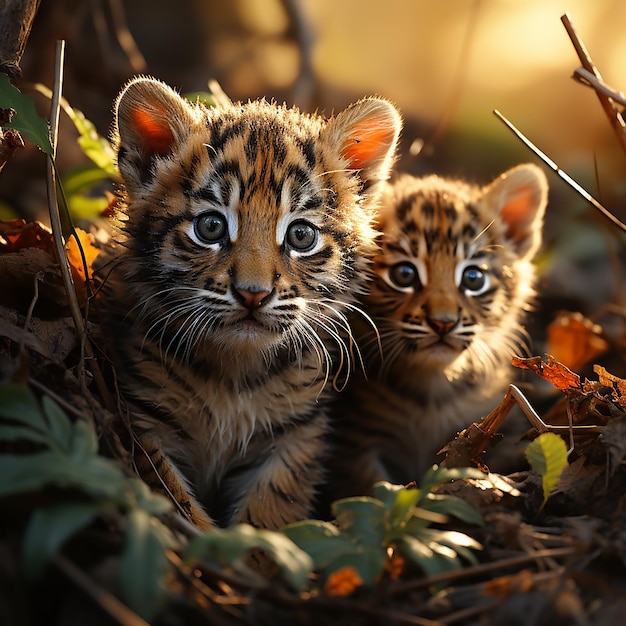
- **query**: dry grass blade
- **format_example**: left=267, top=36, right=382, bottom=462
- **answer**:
left=493, top=109, right=626, bottom=233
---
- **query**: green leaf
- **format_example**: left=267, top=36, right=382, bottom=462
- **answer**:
left=22, top=502, right=108, bottom=579
left=186, top=524, right=313, bottom=590
left=0, top=424, right=54, bottom=447
left=41, top=395, right=73, bottom=453
left=421, top=493, right=484, bottom=526
left=0, top=384, right=50, bottom=435
left=0, top=73, right=52, bottom=154
left=0, top=451, right=128, bottom=500
left=331, top=497, right=386, bottom=544
left=125, top=478, right=172, bottom=516
left=281, top=520, right=354, bottom=569
left=525, top=432, right=568, bottom=510
left=397, top=534, right=461, bottom=577
left=68, top=418, right=99, bottom=460
left=324, top=544, right=387, bottom=586
left=119, top=508, right=176, bottom=621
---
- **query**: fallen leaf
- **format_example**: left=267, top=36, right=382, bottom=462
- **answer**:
left=324, top=566, right=363, bottom=596
left=512, top=355, right=581, bottom=392
left=547, top=312, right=608, bottom=372
left=594, top=365, right=626, bottom=411
left=66, top=228, right=99, bottom=283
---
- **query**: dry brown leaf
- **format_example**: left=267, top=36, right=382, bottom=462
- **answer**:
left=547, top=312, right=608, bottom=373
left=594, top=365, right=626, bottom=410
left=512, top=354, right=581, bottom=392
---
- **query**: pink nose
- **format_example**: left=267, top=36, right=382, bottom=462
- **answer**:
left=235, top=288, right=273, bottom=310
left=427, top=317, right=458, bottom=336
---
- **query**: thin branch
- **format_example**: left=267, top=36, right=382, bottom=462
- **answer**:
left=561, top=12, right=626, bottom=157
left=493, top=109, right=626, bottom=233
left=573, top=67, right=626, bottom=108
left=54, top=554, right=149, bottom=626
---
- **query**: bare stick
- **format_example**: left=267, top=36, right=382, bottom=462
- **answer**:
left=573, top=68, right=626, bottom=108
left=493, top=109, right=626, bottom=233
left=561, top=12, right=626, bottom=156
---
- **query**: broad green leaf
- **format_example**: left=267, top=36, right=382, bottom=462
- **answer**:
left=22, top=502, right=108, bottom=579
left=119, top=508, right=176, bottom=621
left=525, top=432, right=568, bottom=509
left=63, top=163, right=113, bottom=195
left=0, top=452, right=128, bottom=500
left=186, top=524, right=313, bottom=590
left=68, top=419, right=99, bottom=460
left=421, top=493, right=484, bottom=526
left=67, top=193, right=110, bottom=222
left=331, top=497, right=386, bottom=544
left=397, top=535, right=461, bottom=577
left=70, top=109, right=116, bottom=175
left=0, top=384, right=50, bottom=435
left=41, top=395, right=73, bottom=453
left=125, top=478, right=172, bottom=516
left=281, top=520, right=354, bottom=569
left=416, top=527, right=482, bottom=563
left=324, top=544, right=387, bottom=586
left=0, top=424, right=54, bottom=447
left=0, top=73, right=52, bottom=154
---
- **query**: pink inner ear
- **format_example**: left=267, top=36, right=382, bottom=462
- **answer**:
left=131, top=108, right=175, bottom=157
left=501, top=185, right=535, bottom=242
left=342, top=121, right=394, bottom=170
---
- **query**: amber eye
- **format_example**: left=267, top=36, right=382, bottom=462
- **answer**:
left=461, top=265, right=487, bottom=293
left=389, top=262, right=419, bottom=288
left=194, top=212, right=227, bottom=244
left=286, top=220, right=318, bottom=252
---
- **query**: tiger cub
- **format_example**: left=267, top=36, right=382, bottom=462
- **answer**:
left=329, top=164, right=548, bottom=498
left=95, top=77, right=401, bottom=529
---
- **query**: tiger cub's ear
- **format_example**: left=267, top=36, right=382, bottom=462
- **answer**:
left=114, top=76, right=199, bottom=190
left=482, top=163, right=548, bottom=258
left=324, top=97, right=402, bottom=191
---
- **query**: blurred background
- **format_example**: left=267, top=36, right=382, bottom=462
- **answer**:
left=3, top=0, right=626, bottom=361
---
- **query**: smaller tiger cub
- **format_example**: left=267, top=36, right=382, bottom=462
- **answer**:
left=329, top=164, right=548, bottom=499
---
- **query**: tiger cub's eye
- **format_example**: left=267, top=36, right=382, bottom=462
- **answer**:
left=194, top=212, right=227, bottom=244
left=390, top=262, right=419, bottom=288
left=286, top=221, right=318, bottom=252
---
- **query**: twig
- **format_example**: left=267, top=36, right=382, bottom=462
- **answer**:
left=573, top=68, right=626, bottom=108
left=44, top=40, right=115, bottom=414
left=54, top=553, right=149, bottom=626
left=386, top=546, right=578, bottom=597
left=561, top=13, right=626, bottom=157
left=493, top=109, right=626, bottom=233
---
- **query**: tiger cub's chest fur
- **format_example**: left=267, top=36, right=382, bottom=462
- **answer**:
left=330, top=165, right=548, bottom=498
left=97, top=77, right=401, bottom=528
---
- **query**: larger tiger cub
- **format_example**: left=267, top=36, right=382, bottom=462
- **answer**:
left=96, top=77, right=401, bottom=529
left=329, top=165, right=548, bottom=499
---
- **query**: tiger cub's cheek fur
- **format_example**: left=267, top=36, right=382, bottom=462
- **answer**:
left=97, top=76, right=402, bottom=528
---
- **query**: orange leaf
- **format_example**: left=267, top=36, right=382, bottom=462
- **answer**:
left=512, top=354, right=581, bottom=392
left=547, top=312, right=608, bottom=372
left=0, top=219, right=55, bottom=254
left=594, top=365, right=626, bottom=410
left=324, top=566, right=363, bottom=597
left=66, top=228, right=99, bottom=282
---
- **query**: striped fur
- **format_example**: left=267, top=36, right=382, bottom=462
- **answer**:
left=96, top=77, right=401, bottom=529
left=329, top=165, right=548, bottom=498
